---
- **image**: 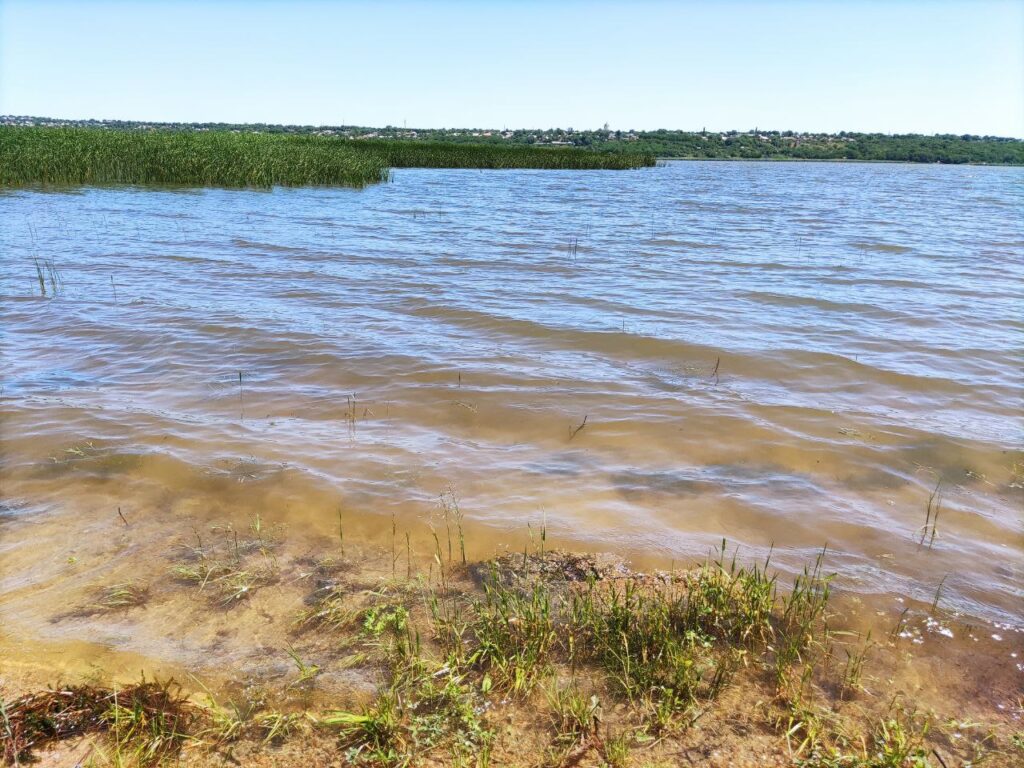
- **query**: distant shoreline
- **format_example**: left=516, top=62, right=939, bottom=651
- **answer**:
left=656, top=155, right=1023, bottom=167
left=4, top=116, right=1022, bottom=166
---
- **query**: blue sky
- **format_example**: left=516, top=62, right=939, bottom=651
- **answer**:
left=2, top=0, right=1021, bottom=136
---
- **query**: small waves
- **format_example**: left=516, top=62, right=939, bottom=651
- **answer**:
left=0, top=160, right=1021, bottom=627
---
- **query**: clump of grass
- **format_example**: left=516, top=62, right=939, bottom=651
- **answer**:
left=324, top=670, right=493, bottom=767
left=170, top=517, right=281, bottom=606
left=439, top=487, right=466, bottom=567
left=91, top=581, right=150, bottom=612
left=294, top=581, right=422, bottom=679
left=601, top=731, right=632, bottom=767
left=285, top=646, right=321, bottom=688
left=406, top=671, right=491, bottom=761
left=360, top=600, right=419, bottom=668
left=557, top=546, right=792, bottom=729
left=102, top=680, right=196, bottom=765
left=1012, top=731, right=1024, bottom=754
left=47, top=439, right=102, bottom=466
left=545, top=682, right=600, bottom=747
left=172, top=560, right=278, bottom=606
left=251, top=710, right=306, bottom=745
left=468, top=569, right=556, bottom=695
left=323, top=687, right=405, bottom=765
left=567, top=577, right=709, bottom=725
left=30, top=257, right=64, bottom=297
left=839, top=631, right=873, bottom=700
left=773, top=549, right=833, bottom=697
left=194, top=682, right=309, bottom=748
left=797, top=705, right=932, bottom=767
left=295, top=588, right=359, bottom=633
left=1, top=678, right=194, bottom=766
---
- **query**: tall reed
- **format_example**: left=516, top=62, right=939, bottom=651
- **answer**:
left=0, top=127, right=655, bottom=189
left=0, top=127, right=388, bottom=188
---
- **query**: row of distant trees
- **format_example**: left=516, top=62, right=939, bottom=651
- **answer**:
left=429, top=128, right=1023, bottom=164
left=5, top=116, right=1021, bottom=165
left=596, top=131, right=1024, bottom=165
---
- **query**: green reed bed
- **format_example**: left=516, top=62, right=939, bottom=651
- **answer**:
left=0, top=127, right=654, bottom=189
left=0, top=127, right=389, bottom=189
left=355, top=139, right=655, bottom=170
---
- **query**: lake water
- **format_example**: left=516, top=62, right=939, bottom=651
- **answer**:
left=1, top=161, right=1022, bottom=669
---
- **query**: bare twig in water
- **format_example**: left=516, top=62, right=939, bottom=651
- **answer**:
left=117, top=507, right=129, bottom=527
left=238, top=371, right=244, bottom=422
left=712, top=356, right=721, bottom=385
left=569, top=415, right=588, bottom=441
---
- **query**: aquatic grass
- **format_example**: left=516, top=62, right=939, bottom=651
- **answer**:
left=1, top=678, right=195, bottom=767
left=920, top=479, right=943, bottom=548
left=361, top=600, right=419, bottom=667
left=169, top=519, right=280, bottom=605
left=92, top=581, right=150, bottom=612
left=438, top=488, right=466, bottom=567
left=252, top=710, right=307, bottom=745
left=285, top=646, right=321, bottom=688
left=0, top=127, right=654, bottom=190
left=295, top=589, right=360, bottom=633
left=774, top=548, right=834, bottom=696
left=0, top=127, right=388, bottom=188
left=838, top=631, right=873, bottom=700
left=795, top=706, right=933, bottom=768
left=191, top=678, right=310, bottom=747
left=102, top=680, right=196, bottom=766
left=322, top=686, right=405, bottom=763
left=30, top=257, right=63, bottom=297
left=353, top=138, right=654, bottom=171
left=323, top=666, right=493, bottom=766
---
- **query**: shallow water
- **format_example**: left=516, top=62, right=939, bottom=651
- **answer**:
left=1, top=161, right=1022, bottom=668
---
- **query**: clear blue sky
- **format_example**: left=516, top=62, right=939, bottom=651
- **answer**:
left=2, top=0, right=1021, bottom=136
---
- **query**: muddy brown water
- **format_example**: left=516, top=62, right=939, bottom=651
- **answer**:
left=0, top=161, right=1021, bottom=705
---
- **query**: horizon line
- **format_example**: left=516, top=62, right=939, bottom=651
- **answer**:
left=4, top=115, right=1022, bottom=141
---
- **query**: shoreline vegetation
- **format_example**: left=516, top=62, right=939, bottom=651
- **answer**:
left=0, top=127, right=654, bottom=189
left=1, top=520, right=1021, bottom=768
left=3, top=116, right=1023, bottom=166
